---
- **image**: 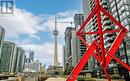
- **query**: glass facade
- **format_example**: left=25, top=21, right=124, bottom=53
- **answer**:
left=109, top=0, right=130, bottom=76
left=0, top=26, right=5, bottom=63
left=74, top=14, right=88, bottom=75
left=0, top=26, right=5, bottom=72
left=16, top=47, right=25, bottom=73
left=64, top=27, right=75, bottom=74
left=82, top=0, right=117, bottom=74
left=0, top=41, right=16, bottom=73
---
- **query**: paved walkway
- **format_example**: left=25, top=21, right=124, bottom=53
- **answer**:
left=25, top=77, right=36, bottom=81
left=94, top=78, right=124, bottom=81
left=45, top=77, right=124, bottom=81
left=45, top=77, right=66, bottom=81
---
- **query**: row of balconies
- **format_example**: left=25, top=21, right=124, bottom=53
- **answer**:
left=105, top=43, right=111, bottom=49
left=89, top=0, right=95, bottom=11
left=102, top=15, right=109, bottom=21
left=103, top=33, right=116, bottom=38
left=104, top=36, right=115, bottom=43
left=103, top=20, right=112, bottom=26
left=100, top=0, right=107, bottom=6
left=103, top=26, right=113, bottom=31
left=102, top=5, right=109, bottom=10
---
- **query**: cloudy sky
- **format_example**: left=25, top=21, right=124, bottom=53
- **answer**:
left=0, top=0, right=83, bottom=68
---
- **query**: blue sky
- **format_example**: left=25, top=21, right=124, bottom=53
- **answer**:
left=0, top=0, right=83, bottom=68
left=15, top=0, right=82, bottom=15
left=14, top=0, right=83, bottom=45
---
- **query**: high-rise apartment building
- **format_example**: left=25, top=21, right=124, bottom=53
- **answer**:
left=109, top=0, right=130, bottom=63
left=0, top=41, right=16, bottom=73
left=63, top=45, right=66, bottom=71
left=16, top=47, right=25, bottom=73
left=82, top=0, right=116, bottom=74
left=0, top=26, right=5, bottom=67
left=74, top=14, right=86, bottom=62
left=29, top=51, right=34, bottom=61
left=71, top=30, right=77, bottom=67
left=64, top=27, right=75, bottom=74
left=74, top=14, right=89, bottom=75
left=109, top=0, right=130, bottom=78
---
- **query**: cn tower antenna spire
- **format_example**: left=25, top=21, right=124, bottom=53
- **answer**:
left=55, top=16, right=57, bottom=30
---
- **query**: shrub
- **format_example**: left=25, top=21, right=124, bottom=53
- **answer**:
left=102, top=74, right=107, bottom=79
left=111, top=74, right=121, bottom=79
left=85, top=77, right=96, bottom=81
left=77, top=77, right=85, bottom=81
left=77, top=77, right=96, bottom=81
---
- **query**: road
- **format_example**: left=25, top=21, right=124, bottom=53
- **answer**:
left=45, top=77, right=66, bottom=81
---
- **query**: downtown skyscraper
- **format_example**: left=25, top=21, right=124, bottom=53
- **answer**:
left=0, top=41, right=17, bottom=73
left=64, top=27, right=75, bottom=74
left=63, top=14, right=88, bottom=75
left=109, top=0, right=130, bottom=62
left=74, top=14, right=88, bottom=75
left=0, top=26, right=5, bottom=72
left=82, top=0, right=116, bottom=75
left=29, top=51, right=34, bottom=61
left=109, top=0, right=130, bottom=79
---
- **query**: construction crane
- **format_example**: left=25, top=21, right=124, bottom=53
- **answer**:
left=55, top=16, right=74, bottom=27
left=58, top=21, right=73, bottom=26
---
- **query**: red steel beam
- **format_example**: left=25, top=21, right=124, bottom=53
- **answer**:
left=105, top=49, right=130, bottom=71
left=77, top=7, right=97, bottom=36
left=96, top=0, right=106, bottom=67
left=100, top=6, right=124, bottom=29
left=81, top=31, right=99, bottom=35
left=102, top=66, right=111, bottom=81
left=103, top=29, right=120, bottom=34
left=104, top=26, right=128, bottom=67
left=67, top=0, right=129, bottom=81
left=94, top=40, right=130, bottom=71
left=66, top=42, right=96, bottom=81
left=100, top=4, right=128, bottom=68
left=79, top=36, right=89, bottom=48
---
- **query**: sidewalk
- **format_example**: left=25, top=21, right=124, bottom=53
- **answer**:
left=45, top=77, right=66, bottom=81
left=94, top=78, right=125, bottom=81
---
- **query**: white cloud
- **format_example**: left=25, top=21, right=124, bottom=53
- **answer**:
left=0, top=8, right=77, bottom=39
left=0, top=8, right=79, bottom=67
left=39, top=10, right=77, bottom=37
left=0, top=9, right=42, bottom=38
left=21, top=43, right=63, bottom=67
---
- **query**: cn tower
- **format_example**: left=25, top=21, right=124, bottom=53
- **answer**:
left=53, top=16, right=59, bottom=66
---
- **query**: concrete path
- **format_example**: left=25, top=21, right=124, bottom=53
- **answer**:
left=94, top=78, right=124, bottom=81
left=25, top=77, right=36, bottom=81
left=46, top=77, right=66, bottom=81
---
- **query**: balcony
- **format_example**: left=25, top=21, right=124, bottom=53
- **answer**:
left=103, top=26, right=113, bottom=31
left=105, top=43, right=111, bottom=48
left=102, top=15, right=109, bottom=21
left=102, top=5, right=109, bottom=10
left=103, top=20, right=111, bottom=26
left=104, top=37, right=115, bottom=43
left=100, top=0, right=107, bottom=6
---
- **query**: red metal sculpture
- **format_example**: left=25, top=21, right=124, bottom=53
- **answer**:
left=66, top=0, right=130, bottom=81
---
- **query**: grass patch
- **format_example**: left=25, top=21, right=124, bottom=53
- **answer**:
left=77, top=76, right=96, bottom=81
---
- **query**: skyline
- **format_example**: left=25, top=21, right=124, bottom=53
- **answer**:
left=0, top=0, right=83, bottom=68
